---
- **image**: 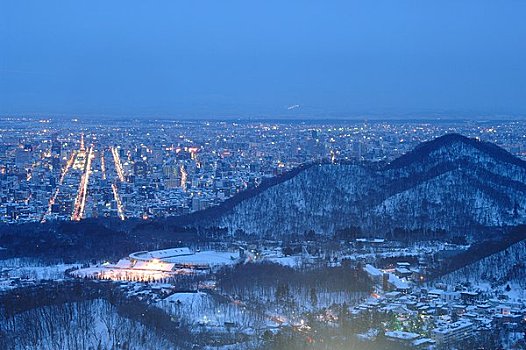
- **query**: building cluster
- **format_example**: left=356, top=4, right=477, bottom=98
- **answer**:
left=71, top=247, right=240, bottom=282
left=1, top=117, right=525, bottom=223
left=361, top=262, right=525, bottom=349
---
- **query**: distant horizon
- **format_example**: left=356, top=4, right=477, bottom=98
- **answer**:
left=1, top=112, right=525, bottom=123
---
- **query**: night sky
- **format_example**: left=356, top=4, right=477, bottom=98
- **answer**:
left=1, top=1, right=525, bottom=118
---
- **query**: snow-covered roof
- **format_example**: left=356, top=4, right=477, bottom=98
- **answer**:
left=163, top=251, right=238, bottom=267
left=388, top=273, right=410, bottom=290
left=133, top=260, right=175, bottom=272
left=428, top=289, right=444, bottom=295
left=433, top=320, right=473, bottom=335
left=385, top=330, right=419, bottom=340
left=114, top=259, right=133, bottom=269
left=364, top=264, right=383, bottom=277
left=130, top=247, right=193, bottom=261
left=356, top=238, right=385, bottom=243
left=395, top=267, right=411, bottom=274
left=413, top=338, right=435, bottom=346
left=385, top=291, right=402, bottom=298
left=461, top=291, right=479, bottom=296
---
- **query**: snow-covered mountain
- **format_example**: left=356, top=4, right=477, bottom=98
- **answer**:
left=440, top=238, right=526, bottom=289
left=199, top=134, right=526, bottom=237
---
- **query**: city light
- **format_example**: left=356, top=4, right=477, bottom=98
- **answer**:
left=111, top=146, right=125, bottom=182
left=111, top=183, right=125, bottom=220
left=72, top=146, right=93, bottom=221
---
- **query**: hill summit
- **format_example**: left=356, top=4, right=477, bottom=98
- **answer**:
left=193, top=134, right=526, bottom=238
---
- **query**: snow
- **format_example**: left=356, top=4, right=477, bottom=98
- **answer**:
left=163, top=250, right=239, bottom=267
left=163, top=291, right=210, bottom=306
left=1, top=298, right=175, bottom=349
left=385, top=330, right=419, bottom=340
left=388, top=273, right=409, bottom=290
left=133, top=260, right=175, bottom=272
left=356, top=328, right=378, bottom=341
left=413, top=338, right=435, bottom=346
left=266, top=256, right=302, bottom=268
left=433, top=320, right=473, bottom=335
left=0, top=259, right=79, bottom=291
left=205, top=139, right=526, bottom=236
left=129, top=247, right=193, bottom=261
left=395, top=267, right=411, bottom=274
left=364, top=264, right=383, bottom=277
left=157, top=291, right=255, bottom=330
left=441, top=239, right=526, bottom=292
left=115, top=259, right=133, bottom=269
left=72, top=266, right=172, bottom=281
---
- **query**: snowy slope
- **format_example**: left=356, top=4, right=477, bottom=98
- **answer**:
left=440, top=239, right=526, bottom=289
left=199, top=134, right=526, bottom=237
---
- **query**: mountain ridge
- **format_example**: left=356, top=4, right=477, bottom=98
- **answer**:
left=385, top=133, right=526, bottom=170
left=185, top=133, right=526, bottom=237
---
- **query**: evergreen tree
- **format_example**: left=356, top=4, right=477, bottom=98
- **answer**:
left=310, top=287, right=318, bottom=307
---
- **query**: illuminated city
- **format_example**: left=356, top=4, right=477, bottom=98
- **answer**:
left=2, top=0, right=526, bottom=349
left=1, top=117, right=525, bottom=224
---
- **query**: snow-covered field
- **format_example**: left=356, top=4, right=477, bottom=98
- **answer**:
left=265, top=255, right=303, bottom=268
left=157, top=291, right=266, bottom=332
left=0, top=258, right=79, bottom=291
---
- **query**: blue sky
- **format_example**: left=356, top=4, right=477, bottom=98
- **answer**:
left=1, top=1, right=525, bottom=118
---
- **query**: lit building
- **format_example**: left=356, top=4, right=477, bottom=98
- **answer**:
left=432, top=320, right=473, bottom=346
